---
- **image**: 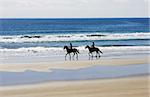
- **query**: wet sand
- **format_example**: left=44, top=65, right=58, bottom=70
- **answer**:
left=0, top=56, right=149, bottom=72
left=0, top=76, right=149, bottom=97
left=0, top=51, right=149, bottom=96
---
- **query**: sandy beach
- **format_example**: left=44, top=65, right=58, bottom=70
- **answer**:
left=0, top=76, right=149, bottom=97
left=0, top=55, right=149, bottom=97
left=0, top=56, right=149, bottom=72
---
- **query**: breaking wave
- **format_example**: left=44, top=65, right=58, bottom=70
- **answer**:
left=0, top=32, right=149, bottom=43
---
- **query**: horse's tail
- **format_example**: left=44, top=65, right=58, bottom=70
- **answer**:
left=98, top=49, right=103, bottom=54
left=76, top=49, right=80, bottom=54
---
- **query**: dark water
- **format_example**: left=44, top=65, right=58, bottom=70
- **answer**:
left=0, top=18, right=149, bottom=50
left=0, top=18, right=149, bottom=35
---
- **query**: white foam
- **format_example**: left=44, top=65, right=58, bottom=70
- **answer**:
left=0, top=32, right=149, bottom=43
left=0, top=46, right=149, bottom=52
left=0, top=47, right=63, bottom=52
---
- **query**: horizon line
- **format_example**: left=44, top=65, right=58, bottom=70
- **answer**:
left=0, top=17, right=149, bottom=19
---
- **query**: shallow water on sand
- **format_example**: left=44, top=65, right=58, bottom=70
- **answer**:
left=0, top=64, right=149, bottom=86
left=0, top=46, right=149, bottom=65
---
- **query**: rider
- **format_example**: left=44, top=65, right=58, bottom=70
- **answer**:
left=70, top=43, right=73, bottom=49
left=91, top=42, right=95, bottom=48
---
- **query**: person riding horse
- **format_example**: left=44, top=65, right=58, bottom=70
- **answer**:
left=70, top=43, right=73, bottom=49
left=91, top=42, right=95, bottom=49
left=85, top=42, right=103, bottom=59
left=64, top=43, right=79, bottom=60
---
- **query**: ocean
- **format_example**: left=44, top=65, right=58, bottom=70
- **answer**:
left=0, top=18, right=149, bottom=63
left=0, top=18, right=149, bottom=49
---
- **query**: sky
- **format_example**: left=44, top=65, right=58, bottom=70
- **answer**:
left=0, top=0, right=149, bottom=18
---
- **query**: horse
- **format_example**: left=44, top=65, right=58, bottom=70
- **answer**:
left=85, top=45, right=103, bottom=59
left=63, top=46, right=80, bottom=60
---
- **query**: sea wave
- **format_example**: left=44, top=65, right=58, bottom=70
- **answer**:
left=0, top=46, right=149, bottom=52
left=0, top=32, right=149, bottom=43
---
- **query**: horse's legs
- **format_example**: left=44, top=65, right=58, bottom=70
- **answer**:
left=98, top=51, right=100, bottom=58
left=96, top=52, right=98, bottom=58
left=96, top=51, right=100, bottom=58
left=91, top=52, right=93, bottom=58
left=72, top=53, right=75, bottom=60
left=76, top=52, right=78, bottom=60
left=88, top=53, right=91, bottom=60
left=65, top=53, right=68, bottom=60
left=96, top=52, right=100, bottom=58
left=98, top=52, right=101, bottom=58
left=96, top=52, right=100, bottom=59
left=91, top=52, right=94, bottom=60
left=69, top=53, right=71, bottom=60
left=89, top=52, right=93, bottom=60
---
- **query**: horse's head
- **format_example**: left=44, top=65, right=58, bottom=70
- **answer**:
left=63, top=46, right=68, bottom=50
left=85, top=45, right=89, bottom=49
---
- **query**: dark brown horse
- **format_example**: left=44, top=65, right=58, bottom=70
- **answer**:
left=64, top=46, right=80, bottom=60
left=85, top=45, right=103, bottom=58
